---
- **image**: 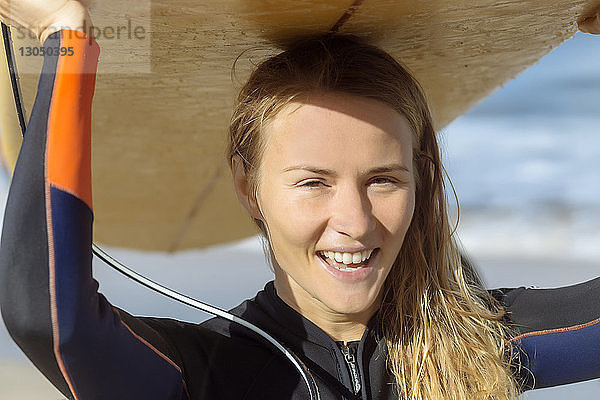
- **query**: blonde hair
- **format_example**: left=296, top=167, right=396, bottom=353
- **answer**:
left=227, top=35, right=520, bottom=399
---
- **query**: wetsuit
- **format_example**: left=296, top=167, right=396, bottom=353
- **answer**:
left=1, top=30, right=599, bottom=400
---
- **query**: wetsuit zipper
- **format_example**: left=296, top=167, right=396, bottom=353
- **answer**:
left=340, top=343, right=362, bottom=395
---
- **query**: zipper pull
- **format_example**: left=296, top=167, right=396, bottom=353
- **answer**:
left=341, top=344, right=362, bottom=395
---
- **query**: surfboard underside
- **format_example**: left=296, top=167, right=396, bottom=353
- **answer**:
left=1, top=0, right=599, bottom=251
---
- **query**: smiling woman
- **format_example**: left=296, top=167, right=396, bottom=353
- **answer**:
left=2, top=2, right=600, bottom=400
left=227, top=35, right=519, bottom=399
left=236, top=95, right=416, bottom=334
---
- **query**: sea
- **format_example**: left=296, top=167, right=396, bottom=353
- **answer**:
left=0, top=32, right=598, bottom=398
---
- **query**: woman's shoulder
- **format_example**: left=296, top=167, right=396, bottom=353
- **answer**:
left=120, top=290, right=274, bottom=350
left=123, top=301, right=283, bottom=398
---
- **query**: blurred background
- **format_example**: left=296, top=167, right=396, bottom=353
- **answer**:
left=0, top=31, right=599, bottom=399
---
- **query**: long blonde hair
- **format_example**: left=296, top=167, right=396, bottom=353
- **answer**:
left=227, top=34, right=520, bottom=399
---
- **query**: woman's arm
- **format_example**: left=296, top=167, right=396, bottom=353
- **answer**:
left=0, top=11, right=190, bottom=398
left=493, top=277, right=600, bottom=390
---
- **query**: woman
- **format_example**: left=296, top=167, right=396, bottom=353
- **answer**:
left=1, top=1, right=599, bottom=399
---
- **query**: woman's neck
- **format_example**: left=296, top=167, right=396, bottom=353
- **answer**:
left=273, top=278, right=379, bottom=343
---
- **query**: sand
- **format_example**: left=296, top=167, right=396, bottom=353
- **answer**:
left=0, top=360, right=66, bottom=399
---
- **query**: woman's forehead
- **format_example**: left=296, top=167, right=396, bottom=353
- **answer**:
left=262, top=94, right=415, bottom=171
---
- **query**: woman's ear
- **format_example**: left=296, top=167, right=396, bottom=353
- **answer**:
left=232, top=154, right=263, bottom=220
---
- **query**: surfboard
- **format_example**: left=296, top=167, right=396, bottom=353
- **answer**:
left=1, top=0, right=599, bottom=251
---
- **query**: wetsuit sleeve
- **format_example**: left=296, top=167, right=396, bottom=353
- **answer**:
left=0, top=30, right=189, bottom=400
left=492, top=277, right=600, bottom=390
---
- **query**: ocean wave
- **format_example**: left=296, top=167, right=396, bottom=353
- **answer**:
left=452, top=207, right=600, bottom=262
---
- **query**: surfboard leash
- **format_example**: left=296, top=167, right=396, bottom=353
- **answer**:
left=1, top=22, right=27, bottom=135
left=0, top=22, right=320, bottom=400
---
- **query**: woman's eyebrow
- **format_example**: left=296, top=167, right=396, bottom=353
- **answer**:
left=368, top=164, right=411, bottom=174
left=282, top=165, right=336, bottom=175
left=282, top=163, right=410, bottom=175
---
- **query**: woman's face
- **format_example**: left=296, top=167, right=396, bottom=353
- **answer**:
left=251, top=93, right=415, bottom=322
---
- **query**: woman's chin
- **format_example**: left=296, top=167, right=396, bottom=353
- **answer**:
left=314, top=254, right=386, bottom=316
left=318, top=289, right=381, bottom=317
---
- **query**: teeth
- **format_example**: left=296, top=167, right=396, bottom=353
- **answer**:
left=335, top=266, right=362, bottom=272
left=342, top=253, right=352, bottom=264
left=320, top=249, right=374, bottom=265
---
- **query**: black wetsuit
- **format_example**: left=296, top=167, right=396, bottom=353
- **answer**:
left=1, top=30, right=600, bottom=400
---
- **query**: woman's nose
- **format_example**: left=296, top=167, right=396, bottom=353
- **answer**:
left=330, top=184, right=376, bottom=240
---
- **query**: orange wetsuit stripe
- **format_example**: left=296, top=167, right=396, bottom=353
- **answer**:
left=46, top=30, right=100, bottom=211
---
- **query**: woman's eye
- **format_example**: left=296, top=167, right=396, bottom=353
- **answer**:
left=370, top=177, right=397, bottom=185
left=298, top=180, right=325, bottom=188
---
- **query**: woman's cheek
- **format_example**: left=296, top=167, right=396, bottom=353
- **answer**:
left=371, top=195, right=410, bottom=233
left=267, top=193, right=325, bottom=244
left=292, top=201, right=328, bottom=241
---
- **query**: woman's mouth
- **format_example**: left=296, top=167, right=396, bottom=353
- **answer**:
left=317, top=248, right=377, bottom=270
left=316, top=248, right=379, bottom=281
